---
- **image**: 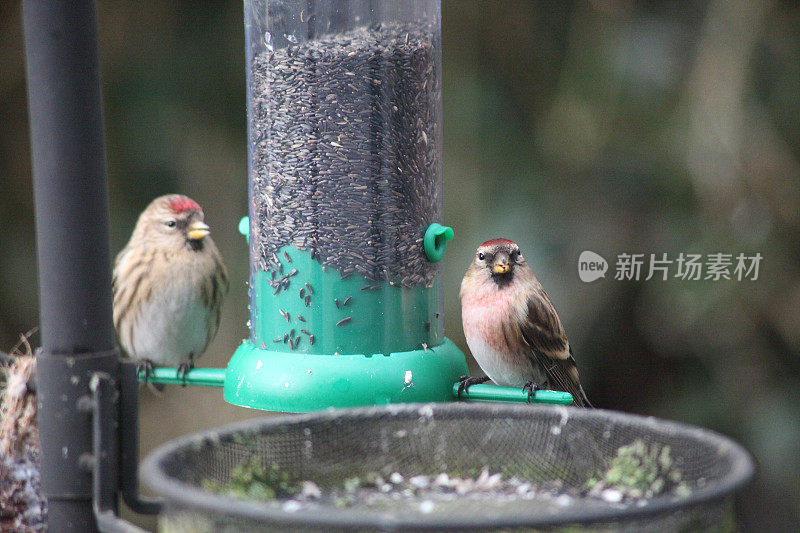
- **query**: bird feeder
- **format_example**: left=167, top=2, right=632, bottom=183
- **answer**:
left=224, top=0, right=468, bottom=412
left=128, top=0, right=575, bottom=409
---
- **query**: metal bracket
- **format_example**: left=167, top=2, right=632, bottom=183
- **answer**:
left=119, top=361, right=164, bottom=515
left=87, top=363, right=163, bottom=533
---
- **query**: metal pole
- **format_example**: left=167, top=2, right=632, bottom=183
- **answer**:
left=22, top=1, right=117, bottom=531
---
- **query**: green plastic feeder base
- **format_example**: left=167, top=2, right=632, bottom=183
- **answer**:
left=224, top=337, right=468, bottom=412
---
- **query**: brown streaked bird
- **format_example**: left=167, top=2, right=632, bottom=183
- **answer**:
left=113, top=195, right=228, bottom=381
left=459, top=238, right=592, bottom=407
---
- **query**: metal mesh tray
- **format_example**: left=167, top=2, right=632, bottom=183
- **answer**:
left=142, top=403, right=753, bottom=532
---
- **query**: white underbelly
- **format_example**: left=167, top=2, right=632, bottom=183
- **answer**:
left=130, top=287, right=211, bottom=366
left=465, top=333, right=540, bottom=388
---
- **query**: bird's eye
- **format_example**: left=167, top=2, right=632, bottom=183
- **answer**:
left=478, top=252, right=485, bottom=261
left=165, top=220, right=177, bottom=228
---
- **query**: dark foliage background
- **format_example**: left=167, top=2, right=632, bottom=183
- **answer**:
left=1, top=1, right=798, bottom=530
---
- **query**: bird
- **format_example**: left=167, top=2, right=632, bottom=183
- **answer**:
left=113, top=194, right=228, bottom=382
left=459, top=238, right=592, bottom=407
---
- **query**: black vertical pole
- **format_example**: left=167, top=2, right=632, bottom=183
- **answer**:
left=22, top=1, right=117, bottom=531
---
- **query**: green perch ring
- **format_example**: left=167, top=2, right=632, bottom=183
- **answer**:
left=424, top=223, right=454, bottom=262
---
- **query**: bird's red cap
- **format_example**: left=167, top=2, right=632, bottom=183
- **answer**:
left=167, top=196, right=201, bottom=214
left=479, top=238, right=516, bottom=248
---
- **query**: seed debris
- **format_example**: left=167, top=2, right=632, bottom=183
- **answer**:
left=336, top=316, right=352, bottom=327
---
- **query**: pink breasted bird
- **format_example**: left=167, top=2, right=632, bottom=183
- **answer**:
left=459, top=238, right=592, bottom=407
left=113, top=195, right=228, bottom=381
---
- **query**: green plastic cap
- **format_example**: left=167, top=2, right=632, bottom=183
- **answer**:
left=225, top=338, right=468, bottom=412
left=424, top=223, right=454, bottom=262
left=238, top=216, right=250, bottom=243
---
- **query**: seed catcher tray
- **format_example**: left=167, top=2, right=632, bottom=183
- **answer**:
left=141, top=403, right=753, bottom=532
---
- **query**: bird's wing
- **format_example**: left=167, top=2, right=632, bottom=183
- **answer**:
left=518, top=289, right=591, bottom=407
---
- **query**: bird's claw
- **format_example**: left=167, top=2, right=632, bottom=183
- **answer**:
left=522, top=381, right=542, bottom=403
left=137, top=359, right=156, bottom=383
left=457, top=375, right=490, bottom=398
left=176, top=357, right=195, bottom=386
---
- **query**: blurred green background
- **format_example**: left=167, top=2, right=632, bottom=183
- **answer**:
left=2, top=1, right=799, bottom=530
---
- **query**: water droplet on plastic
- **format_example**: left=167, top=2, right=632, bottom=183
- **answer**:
left=264, top=31, right=273, bottom=52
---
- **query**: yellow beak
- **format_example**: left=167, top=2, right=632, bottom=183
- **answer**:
left=186, top=221, right=210, bottom=241
left=493, top=261, right=510, bottom=274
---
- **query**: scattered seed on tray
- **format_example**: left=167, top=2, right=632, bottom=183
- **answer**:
left=336, top=316, right=352, bottom=326
left=297, top=315, right=306, bottom=322
left=343, top=296, right=352, bottom=306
